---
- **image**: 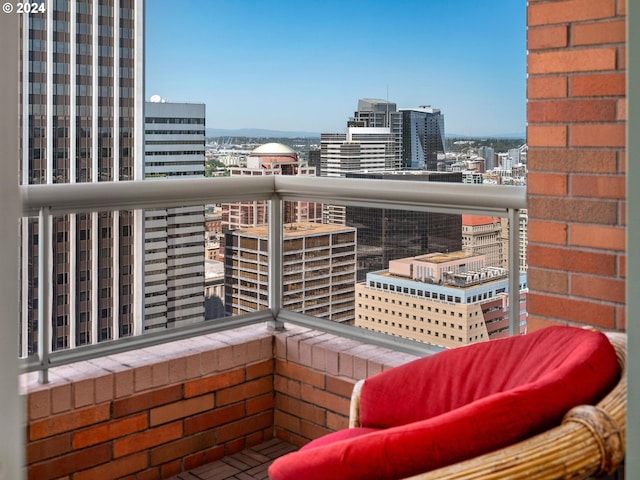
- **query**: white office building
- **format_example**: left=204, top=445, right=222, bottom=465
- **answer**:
left=143, top=100, right=206, bottom=330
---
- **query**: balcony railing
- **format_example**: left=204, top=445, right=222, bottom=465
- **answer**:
left=20, top=176, right=526, bottom=383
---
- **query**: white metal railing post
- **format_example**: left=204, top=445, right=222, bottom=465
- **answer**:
left=508, top=207, right=520, bottom=336
left=38, top=207, right=52, bottom=383
left=268, top=193, right=284, bottom=330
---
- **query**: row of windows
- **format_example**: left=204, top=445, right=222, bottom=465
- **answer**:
left=145, top=153, right=204, bottom=158
left=365, top=282, right=507, bottom=304
left=145, top=130, right=204, bottom=135
left=146, top=117, right=205, bottom=125
left=145, top=140, right=204, bottom=146
left=359, top=318, right=485, bottom=342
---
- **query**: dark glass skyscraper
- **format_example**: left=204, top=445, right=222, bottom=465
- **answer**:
left=344, top=171, right=463, bottom=280
left=400, top=106, right=446, bottom=171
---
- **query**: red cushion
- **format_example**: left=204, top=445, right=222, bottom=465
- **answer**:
left=268, top=327, right=619, bottom=480
left=300, top=427, right=381, bottom=451
left=359, top=326, right=617, bottom=428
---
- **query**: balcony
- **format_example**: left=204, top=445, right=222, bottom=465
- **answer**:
left=15, top=176, right=526, bottom=479
left=1, top=1, right=636, bottom=477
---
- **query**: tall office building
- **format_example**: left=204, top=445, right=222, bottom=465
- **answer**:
left=344, top=171, right=463, bottom=280
left=477, top=146, right=496, bottom=170
left=320, top=127, right=397, bottom=177
left=19, top=0, right=145, bottom=355
left=353, top=98, right=402, bottom=165
left=400, top=106, right=446, bottom=171
left=224, top=223, right=357, bottom=323
left=461, top=215, right=505, bottom=268
left=143, top=100, right=206, bottom=330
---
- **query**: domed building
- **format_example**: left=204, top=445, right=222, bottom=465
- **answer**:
left=247, top=142, right=299, bottom=174
left=223, top=142, right=322, bottom=232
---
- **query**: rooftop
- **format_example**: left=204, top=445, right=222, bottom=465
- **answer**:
left=236, top=221, right=355, bottom=238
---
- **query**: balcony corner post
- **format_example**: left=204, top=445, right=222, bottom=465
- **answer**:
left=268, top=193, right=284, bottom=331
left=508, top=207, right=520, bottom=336
left=38, top=206, right=52, bottom=384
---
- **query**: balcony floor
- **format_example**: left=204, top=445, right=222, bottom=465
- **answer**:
left=169, top=439, right=297, bottom=480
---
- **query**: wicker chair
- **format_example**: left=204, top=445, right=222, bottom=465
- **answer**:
left=347, top=331, right=626, bottom=480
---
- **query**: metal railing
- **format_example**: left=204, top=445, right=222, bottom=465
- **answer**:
left=20, top=175, right=526, bottom=383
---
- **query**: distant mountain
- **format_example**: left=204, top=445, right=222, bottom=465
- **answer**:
left=446, top=133, right=526, bottom=139
left=206, top=127, right=320, bottom=138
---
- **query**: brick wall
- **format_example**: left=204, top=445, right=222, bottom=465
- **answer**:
left=273, top=325, right=417, bottom=447
left=22, top=325, right=416, bottom=479
left=23, top=327, right=274, bottom=480
left=526, top=0, right=627, bottom=331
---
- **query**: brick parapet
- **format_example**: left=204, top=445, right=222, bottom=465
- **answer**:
left=21, top=324, right=416, bottom=479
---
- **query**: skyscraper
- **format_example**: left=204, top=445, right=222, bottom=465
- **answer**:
left=461, top=215, right=505, bottom=268
left=225, top=223, right=357, bottom=323
left=20, top=0, right=145, bottom=355
left=353, top=98, right=402, bottom=167
left=477, top=146, right=496, bottom=170
left=344, top=171, right=463, bottom=280
left=143, top=100, right=206, bottom=330
left=320, top=127, right=397, bottom=177
left=399, top=106, right=446, bottom=171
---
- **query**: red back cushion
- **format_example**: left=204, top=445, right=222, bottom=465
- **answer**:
left=268, top=327, right=619, bottom=480
left=359, top=326, right=617, bottom=428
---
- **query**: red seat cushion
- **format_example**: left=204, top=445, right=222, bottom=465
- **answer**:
left=268, top=327, right=619, bottom=480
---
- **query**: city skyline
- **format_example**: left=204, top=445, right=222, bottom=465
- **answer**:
left=146, top=0, right=526, bottom=137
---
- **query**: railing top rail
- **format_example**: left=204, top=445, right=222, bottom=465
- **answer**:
left=20, top=176, right=276, bottom=216
left=275, top=176, right=527, bottom=214
left=21, top=175, right=526, bottom=217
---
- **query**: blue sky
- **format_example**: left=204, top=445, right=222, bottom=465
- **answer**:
left=146, top=0, right=526, bottom=136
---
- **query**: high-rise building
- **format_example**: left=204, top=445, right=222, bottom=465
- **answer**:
left=224, top=222, right=357, bottom=323
left=20, top=0, right=145, bottom=355
left=355, top=251, right=528, bottom=348
left=223, top=143, right=322, bottom=230
left=477, top=146, right=496, bottom=170
left=343, top=171, right=463, bottom=280
left=352, top=98, right=402, bottom=164
left=143, top=100, right=206, bottom=330
left=462, top=215, right=505, bottom=268
left=320, top=127, right=397, bottom=177
left=307, top=149, right=321, bottom=176
left=508, top=148, right=521, bottom=166
left=399, top=106, right=446, bottom=171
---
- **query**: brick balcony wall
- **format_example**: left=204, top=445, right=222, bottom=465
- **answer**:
left=526, top=0, right=627, bottom=331
left=273, top=325, right=418, bottom=447
left=21, top=325, right=416, bottom=479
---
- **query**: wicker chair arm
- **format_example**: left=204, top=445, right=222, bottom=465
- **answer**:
left=349, top=379, right=364, bottom=428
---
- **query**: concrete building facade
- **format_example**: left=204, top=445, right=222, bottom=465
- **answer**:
left=355, top=251, right=528, bottom=348
left=462, top=215, right=505, bottom=268
left=320, top=127, right=397, bottom=178
left=352, top=98, right=403, bottom=165
left=224, top=222, right=357, bottom=323
left=143, top=101, right=206, bottom=330
left=20, top=0, right=145, bottom=355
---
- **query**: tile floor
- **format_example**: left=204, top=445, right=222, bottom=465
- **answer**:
left=168, top=439, right=297, bottom=480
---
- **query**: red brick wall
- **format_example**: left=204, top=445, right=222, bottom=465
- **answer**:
left=273, top=326, right=417, bottom=447
left=24, top=328, right=275, bottom=480
left=22, top=326, right=417, bottom=479
left=526, top=0, right=627, bottom=331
